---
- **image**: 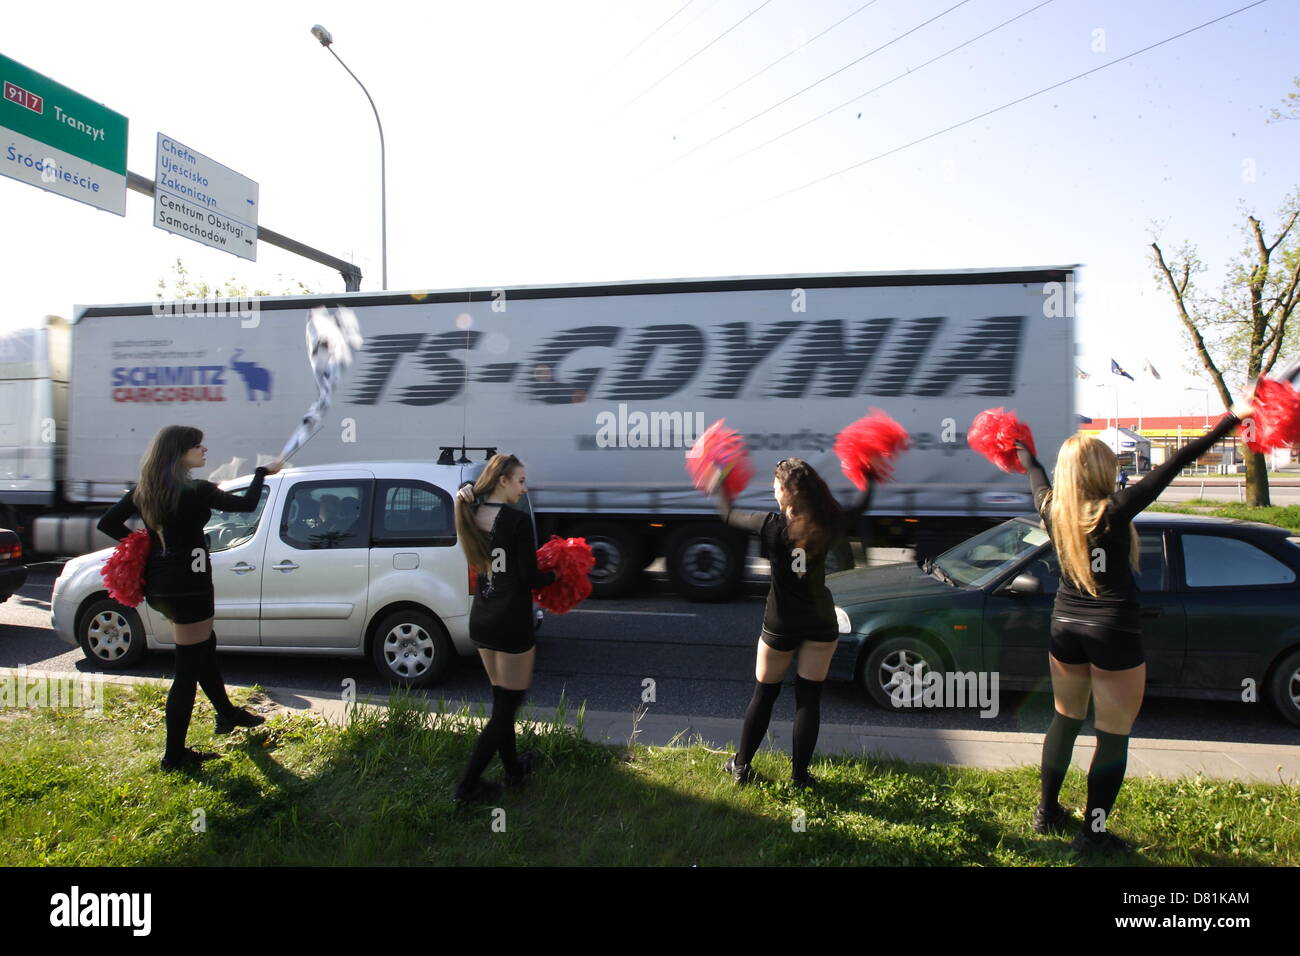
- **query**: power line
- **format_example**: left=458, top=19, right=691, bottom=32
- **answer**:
left=672, top=0, right=886, bottom=128
left=604, top=0, right=778, bottom=122
left=658, top=0, right=973, bottom=168
left=596, top=1, right=696, bottom=82
left=740, top=0, right=1273, bottom=214
left=717, top=0, right=1057, bottom=170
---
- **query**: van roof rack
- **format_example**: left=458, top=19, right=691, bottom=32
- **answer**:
left=438, top=445, right=498, bottom=465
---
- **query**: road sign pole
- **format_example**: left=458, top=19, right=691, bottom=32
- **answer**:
left=127, top=172, right=362, bottom=291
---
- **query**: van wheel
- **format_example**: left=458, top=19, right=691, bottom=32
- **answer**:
left=77, top=598, right=147, bottom=669
left=1268, top=649, right=1300, bottom=728
left=568, top=521, right=642, bottom=598
left=665, top=524, right=745, bottom=601
left=859, top=635, right=946, bottom=711
left=371, top=609, right=452, bottom=688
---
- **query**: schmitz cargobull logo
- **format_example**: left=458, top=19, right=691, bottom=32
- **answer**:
left=111, top=353, right=273, bottom=403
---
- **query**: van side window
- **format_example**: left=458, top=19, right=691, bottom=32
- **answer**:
left=372, top=480, right=456, bottom=548
left=280, top=481, right=372, bottom=550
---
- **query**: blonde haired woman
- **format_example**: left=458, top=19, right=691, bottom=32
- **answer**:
left=452, top=454, right=556, bottom=803
left=1016, top=401, right=1250, bottom=854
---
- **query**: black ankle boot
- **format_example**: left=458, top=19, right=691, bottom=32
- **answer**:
left=215, top=708, right=265, bottom=735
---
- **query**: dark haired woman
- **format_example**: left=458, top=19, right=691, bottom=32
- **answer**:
left=714, top=457, right=875, bottom=788
left=452, top=453, right=556, bottom=803
left=1017, top=400, right=1250, bottom=854
left=97, top=425, right=282, bottom=771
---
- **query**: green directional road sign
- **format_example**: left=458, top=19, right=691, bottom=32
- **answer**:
left=1, top=52, right=128, bottom=215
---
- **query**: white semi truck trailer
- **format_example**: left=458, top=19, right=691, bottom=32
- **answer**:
left=2, top=267, right=1077, bottom=599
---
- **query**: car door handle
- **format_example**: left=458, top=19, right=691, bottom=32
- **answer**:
left=272, top=561, right=300, bottom=573
left=229, top=562, right=257, bottom=574
left=1140, top=607, right=1162, bottom=618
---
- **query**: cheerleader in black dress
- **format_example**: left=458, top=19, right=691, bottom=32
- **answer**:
left=452, top=453, right=556, bottom=803
left=97, top=425, right=282, bottom=771
left=713, top=457, right=874, bottom=788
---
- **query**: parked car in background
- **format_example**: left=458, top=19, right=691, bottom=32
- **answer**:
left=50, top=457, right=541, bottom=687
left=828, top=513, right=1300, bottom=727
left=0, top=528, right=27, bottom=604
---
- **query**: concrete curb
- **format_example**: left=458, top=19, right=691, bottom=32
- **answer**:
left=5, top=667, right=1296, bottom=785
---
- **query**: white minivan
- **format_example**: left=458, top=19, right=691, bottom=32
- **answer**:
left=50, top=459, right=541, bottom=687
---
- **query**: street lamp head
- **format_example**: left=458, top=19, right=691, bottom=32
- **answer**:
left=311, top=24, right=334, bottom=46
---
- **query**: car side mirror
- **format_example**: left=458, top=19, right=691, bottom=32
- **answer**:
left=997, top=573, right=1042, bottom=596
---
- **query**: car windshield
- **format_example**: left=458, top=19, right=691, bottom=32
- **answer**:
left=932, top=517, right=1051, bottom=588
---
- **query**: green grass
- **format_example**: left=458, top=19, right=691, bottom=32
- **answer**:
left=1, top=683, right=1296, bottom=866
left=1148, top=502, right=1300, bottom=532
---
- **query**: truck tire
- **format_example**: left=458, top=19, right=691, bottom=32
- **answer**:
left=77, top=597, right=147, bottom=669
left=664, top=524, right=746, bottom=601
left=370, top=608, right=453, bottom=689
left=568, top=521, right=642, bottom=598
left=858, top=634, right=947, bottom=711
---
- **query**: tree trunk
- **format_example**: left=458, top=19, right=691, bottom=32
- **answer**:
left=1245, top=449, right=1271, bottom=507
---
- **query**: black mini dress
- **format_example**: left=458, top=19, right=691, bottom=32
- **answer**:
left=467, top=502, right=556, bottom=654
left=98, top=468, right=268, bottom=625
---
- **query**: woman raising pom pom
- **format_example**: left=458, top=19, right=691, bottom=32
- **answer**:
left=710, top=456, right=881, bottom=789
left=452, top=454, right=557, bottom=804
left=1012, top=399, right=1251, bottom=856
left=96, top=426, right=282, bottom=772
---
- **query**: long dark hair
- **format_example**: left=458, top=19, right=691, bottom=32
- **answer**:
left=776, top=458, right=843, bottom=558
left=135, top=425, right=202, bottom=539
left=455, top=453, right=524, bottom=573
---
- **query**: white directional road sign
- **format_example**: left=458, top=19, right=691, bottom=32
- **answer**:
left=153, top=133, right=258, bottom=261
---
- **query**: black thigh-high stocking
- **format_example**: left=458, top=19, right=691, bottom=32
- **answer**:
left=165, top=642, right=202, bottom=759
left=736, top=681, right=783, bottom=767
left=460, top=686, right=526, bottom=787
left=792, top=676, right=823, bottom=780
left=1039, top=711, right=1084, bottom=809
left=1083, top=729, right=1130, bottom=834
left=195, top=632, right=237, bottom=718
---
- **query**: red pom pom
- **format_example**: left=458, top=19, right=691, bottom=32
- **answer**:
left=833, top=410, right=911, bottom=489
left=533, top=536, right=595, bottom=614
left=685, top=418, right=753, bottom=501
left=1246, top=377, right=1300, bottom=453
left=968, top=408, right=1037, bottom=474
left=100, top=528, right=151, bottom=607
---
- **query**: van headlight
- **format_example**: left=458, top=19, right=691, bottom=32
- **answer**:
left=835, top=605, right=851, bottom=634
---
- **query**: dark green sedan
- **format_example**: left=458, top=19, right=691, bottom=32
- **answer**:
left=827, top=513, right=1300, bottom=727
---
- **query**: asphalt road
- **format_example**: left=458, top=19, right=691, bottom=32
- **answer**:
left=4, top=563, right=1296, bottom=747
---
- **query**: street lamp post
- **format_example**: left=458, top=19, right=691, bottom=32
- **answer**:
left=311, top=24, right=387, bottom=291
left=1184, top=386, right=1209, bottom=428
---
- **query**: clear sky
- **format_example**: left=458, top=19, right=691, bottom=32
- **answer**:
left=2, top=0, right=1296, bottom=418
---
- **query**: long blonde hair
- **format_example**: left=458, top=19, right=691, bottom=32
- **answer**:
left=135, top=425, right=202, bottom=545
left=1045, top=435, right=1138, bottom=597
left=454, top=453, right=524, bottom=573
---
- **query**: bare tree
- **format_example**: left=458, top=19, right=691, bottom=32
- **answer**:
left=1150, top=191, right=1300, bottom=505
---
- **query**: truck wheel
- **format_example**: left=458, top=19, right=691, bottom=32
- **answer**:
left=370, top=609, right=453, bottom=689
left=568, top=521, right=642, bottom=598
left=77, top=598, right=147, bottom=669
left=664, top=524, right=745, bottom=601
left=858, top=634, right=946, bottom=711
left=1268, top=649, right=1300, bottom=728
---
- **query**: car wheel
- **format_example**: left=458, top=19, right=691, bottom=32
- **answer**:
left=77, top=598, right=147, bottom=669
left=664, top=524, right=745, bottom=601
left=370, top=609, right=452, bottom=688
left=859, top=634, right=947, bottom=711
left=568, top=521, right=643, bottom=598
left=1268, top=648, right=1300, bottom=728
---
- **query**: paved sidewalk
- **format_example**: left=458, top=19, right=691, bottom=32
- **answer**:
left=4, top=668, right=1296, bottom=784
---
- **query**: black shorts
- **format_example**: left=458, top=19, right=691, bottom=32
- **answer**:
left=759, top=627, right=838, bottom=653
left=144, top=553, right=214, bottom=625
left=1049, top=618, right=1145, bottom=671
